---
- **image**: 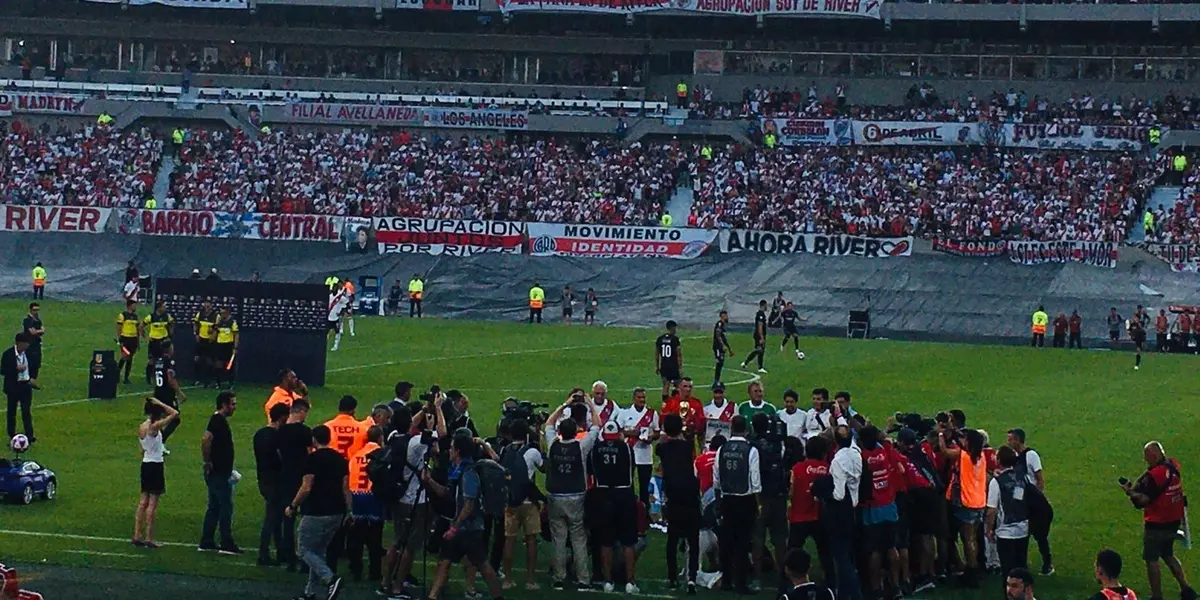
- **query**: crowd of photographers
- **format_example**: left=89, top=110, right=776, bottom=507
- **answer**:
left=251, top=375, right=1194, bottom=600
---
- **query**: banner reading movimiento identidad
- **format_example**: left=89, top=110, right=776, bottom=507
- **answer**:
left=527, top=223, right=717, bottom=259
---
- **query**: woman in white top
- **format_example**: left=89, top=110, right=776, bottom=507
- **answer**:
left=133, top=397, right=178, bottom=548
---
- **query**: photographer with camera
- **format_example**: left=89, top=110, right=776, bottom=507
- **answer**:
left=543, top=395, right=601, bottom=590
left=986, top=446, right=1033, bottom=591
left=1121, top=441, right=1196, bottom=600
left=703, top=383, right=735, bottom=444
left=751, top=412, right=795, bottom=594
left=591, top=420, right=641, bottom=594
left=894, top=428, right=942, bottom=594
left=858, top=425, right=902, bottom=600
left=714, top=415, right=760, bottom=594
left=658, top=413, right=703, bottom=594
left=498, top=418, right=544, bottom=591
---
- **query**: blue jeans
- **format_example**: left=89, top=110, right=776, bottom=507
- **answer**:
left=299, top=514, right=344, bottom=595
left=829, top=529, right=863, bottom=600
left=201, top=473, right=235, bottom=548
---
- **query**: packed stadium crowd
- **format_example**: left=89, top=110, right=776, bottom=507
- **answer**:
left=1145, top=164, right=1200, bottom=246
left=0, top=125, right=163, bottom=208
left=689, top=146, right=1159, bottom=241
left=171, top=129, right=685, bottom=224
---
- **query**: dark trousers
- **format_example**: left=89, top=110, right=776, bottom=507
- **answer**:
left=996, top=536, right=1029, bottom=583
left=1157, top=333, right=1169, bottom=352
left=346, top=518, right=385, bottom=579
left=789, top=522, right=834, bottom=586
left=823, top=501, right=862, bottom=600
left=1052, top=333, right=1065, bottom=348
left=259, top=482, right=286, bottom=561
left=27, top=349, right=40, bottom=380
left=32, top=285, right=43, bottom=300
left=481, top=513, right=506, bottom=571
left=665, top=500, right=701, bottom=584
left=326, top=523, right=348, bottom=574
left=529, top=308, right=542, bottom=323
left=1068, top=332, right=1082, bottom=349
left=1033, top=531, right=1053, bottom=569
left=719, top=494, right=757, bottom=590
left=5, top=388, right=33, bottom=439
left=410, top=299, right=422, bottom=318
left=1031, top=333, right=1044, bottom=347
left=636, top=464, right=652, bottom=510
left=201, top=473, right=236, bottom=548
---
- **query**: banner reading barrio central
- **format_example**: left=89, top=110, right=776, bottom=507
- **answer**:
left=375, top=218, right=526, bottom=256
left=720, top=230, right=913, bottom=258
left=495, top=0, right=880, bottom=18
left=527, top=224, right=716, bottom=259
left=112, top=209, right=343, bottom=241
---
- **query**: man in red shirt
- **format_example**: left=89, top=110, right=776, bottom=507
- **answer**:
left=1068, top=310, right=1083, bottom=349
left=788, top=436, right=833, bottom=586
left=694, top=437, right=720, bottom=495
left=894, top=429, right=939, bottom=592
left=1121, top=441, right=1196, bottom=600
left=661, top=378, right=705, bottom=448
left=859, top=426, right=901, bottom=597
left=1177, top=311, right=1193, bottom=353
left=1052, top=313, right=1069, bottom=348
left=1155, top=310, right=1170, bottom=353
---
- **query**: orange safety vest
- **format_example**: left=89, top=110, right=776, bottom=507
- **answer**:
left=410, top=291, right=423, bottom=300
left=947, top=451, right=988, bottom=509
left=349, top=441, right=380, bottom=494
left=1100, top=588, right=1138, bottom=600
left=1032, top=324, right=1046, bottom=334
left=33, top=277, right=45, bottom=286
left=325, top=414, right=368, bottom=459
left=343, top=281, right=356, bottom=295
left=530, top=298, right=543, bottom=309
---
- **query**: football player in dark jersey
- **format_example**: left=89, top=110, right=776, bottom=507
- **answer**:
left=152, top=342, right=186, bottom=446
left=779, top=302, right=808, bottom=360
left=656, top=320, right=683, bottom=400
left=712, top=310, right=734, bottom=387
left=740, top=300, right=769, bottom=374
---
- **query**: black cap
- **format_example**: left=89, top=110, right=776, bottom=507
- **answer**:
left=897, top=428, right=918, bottom=446
left=712, top=382, right=725, bottom=392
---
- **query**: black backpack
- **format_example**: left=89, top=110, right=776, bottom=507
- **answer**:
left=473, top=459, right=511, bottom=517
left=500, top=443, right=537, bottom=506
left=368, top=434, right=417, bottom=505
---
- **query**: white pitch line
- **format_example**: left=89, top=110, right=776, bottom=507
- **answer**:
left=65, top=549, right=144, bottom=559
left=326, top=335, right=707, bottom=373
left=0, top=386, right=201, bottom=414
left=0, top=529, right=191, bottom=548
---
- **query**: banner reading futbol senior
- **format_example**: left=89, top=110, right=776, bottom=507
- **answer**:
left=930, top=238, right=1007, bottom=258
left=112, top=209, right=343, bottom=242
left=852, top=121, right=982, bottom=147
left=1001, top=123, right=1148, bottom=152
left=0, top=205, right=110, bottom=233
left=527, top=224, right=716, bottom=259
left=1007, top=240, right=1117, bottom=268
left=374, top=218, right=525, bottom=256
left=761, top=118, right=851, bottom=146
left=720, top=230, right=912, bottom=258
left=495, top=0, right=880, bottom=18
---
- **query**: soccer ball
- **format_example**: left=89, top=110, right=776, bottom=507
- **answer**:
left=10, top=434, right=30, bottom=453
left=797, top=352, right=806, bottom=361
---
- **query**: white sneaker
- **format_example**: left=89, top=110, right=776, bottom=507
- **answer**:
left=603, top=582, right=614, bottom=593
left=331, top=345, right=339, bottom=352
left=1134, top=365, right=1140, bottom=370
left=625, top=583, right=639, bottom=595
left=162, top=447, right=171, bottom=456
left=757, top=368, right=768, bottom=374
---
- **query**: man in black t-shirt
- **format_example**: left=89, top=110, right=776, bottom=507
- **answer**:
left=779, top=302, right=807, bottom=359
left=656, top=320, right=683, bottom=401
left=712, top=311, right=734, bottom=389
left=286, top=424, right=350, bottom=600
left=200, top=392, right=241, bottom=555
left=255, top=402, right=290, bottom=566
left=152, top=343, right=187, bottom=444
left=22, top=302, right=44, bottom=382
left=277, top=398, right=314, bottom=570
left=780, top=549, right=835, bottom=600
left=740, top=300, right=769, bottom=374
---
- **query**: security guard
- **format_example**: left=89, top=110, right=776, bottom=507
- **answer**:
left=142, top=301, right=175, bottom=385
left=171, top=127, right=185, bottom=157
left=193, top=299, right=219, bottom=387
left=115, top=299, right=141, bottom=384
left=1149, top=125, right=1162, bottom=149
left=325, top=275, right=341, bottom=293
left=1093, top=549, right=1136, bottom=600
left=97, top=112, right=114, bottom=126
left=675, top=80, right=688, bottom=110
left=1144, top=209, right=1156, bottom=237
left=545, top=404, right=599, bottom=588
left=700, top=144, right=713, bottom=161
left=1172, top=153, right=1188, bottom=185
left=529, top=282, right=545, bottom=324
left=590, top=421, right=639, bottom=593
left=408, top=273, right=424, bottom=318
left=764, top=131, right=777, bottom=149
left=30, top=262, right=46, bottom=300
left=713, top=415, right=760, bottom=594
left=1031, top=305, right=1049, bottom=348
left=144, top=197, right=157, bottom=210
left=212, top=305, right=239, bottom=390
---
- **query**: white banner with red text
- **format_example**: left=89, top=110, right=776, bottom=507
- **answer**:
left=851, top=121, right=985, bottom=147
left=1006, top=240, right=1118, bottom=268
left=496, top=0, right=880, bottom=18
left=527, top=224, right=717, bottom=259
left=0, top=92, right=88, bottom=117
left=0, top=205, right=111, bottom=233
left=110, top=209, right=343, bottom=242
left=1145, top=243, right=1200, bottom=273
left=282, top=103, right=528, bottom=130
left=83, top=0, right=248, bottom=8
left=719, top=230, right=913, bottom=258
left=848, top=120, right=1147, bottom=150
left=761, top=117, right=852, bottom=146
left=374, top=218, right=526, bottom=256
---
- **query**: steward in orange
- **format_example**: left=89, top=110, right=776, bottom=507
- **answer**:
left=528, top=282, right=545, bottom=324
left=938, top=428, right=989, bottom=587
left=346, top=426, right=386, bottom=581
left=1121, top=442, right=1195, bottom=600
left=1031, top=305, right=1048, bottom=348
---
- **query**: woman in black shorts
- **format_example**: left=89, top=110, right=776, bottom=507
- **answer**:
left=133, top=397, right=178, bottom=548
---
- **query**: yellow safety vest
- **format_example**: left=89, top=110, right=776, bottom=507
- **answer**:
left=172, top=129, right=184, bottom=145
left=676, top=83, right=687, bottom=98
left=1149, top=127, right=1161, bottom=145
left=144, top=198, right=157, bottom=209
left=31, top=266, right=46, bottom=286
left=1174, top=156, right=1188, bottom=172
left=701, top=145, right=712, bottom=160
left=325, top=276, right=340, bottom=291
left=529, top=286, right=545, bottom=309
left=1032, top=311, right=1048, bottom=334
left=1144, top=211, right=1155, bottom=230
left=408, top=279, right=424, bottom=300
left=764, top=133, right=776, bottom=149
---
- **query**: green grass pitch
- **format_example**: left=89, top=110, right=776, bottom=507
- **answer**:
left=0, top=299, right=1197, bottom=599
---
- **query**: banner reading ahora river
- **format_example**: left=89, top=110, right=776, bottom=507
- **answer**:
left=719, top=230, right=913, bottom=258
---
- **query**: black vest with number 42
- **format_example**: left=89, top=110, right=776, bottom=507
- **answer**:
left=718, top=439, right=752, bottom=495
left=546, top=438, right=587, bottom=495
